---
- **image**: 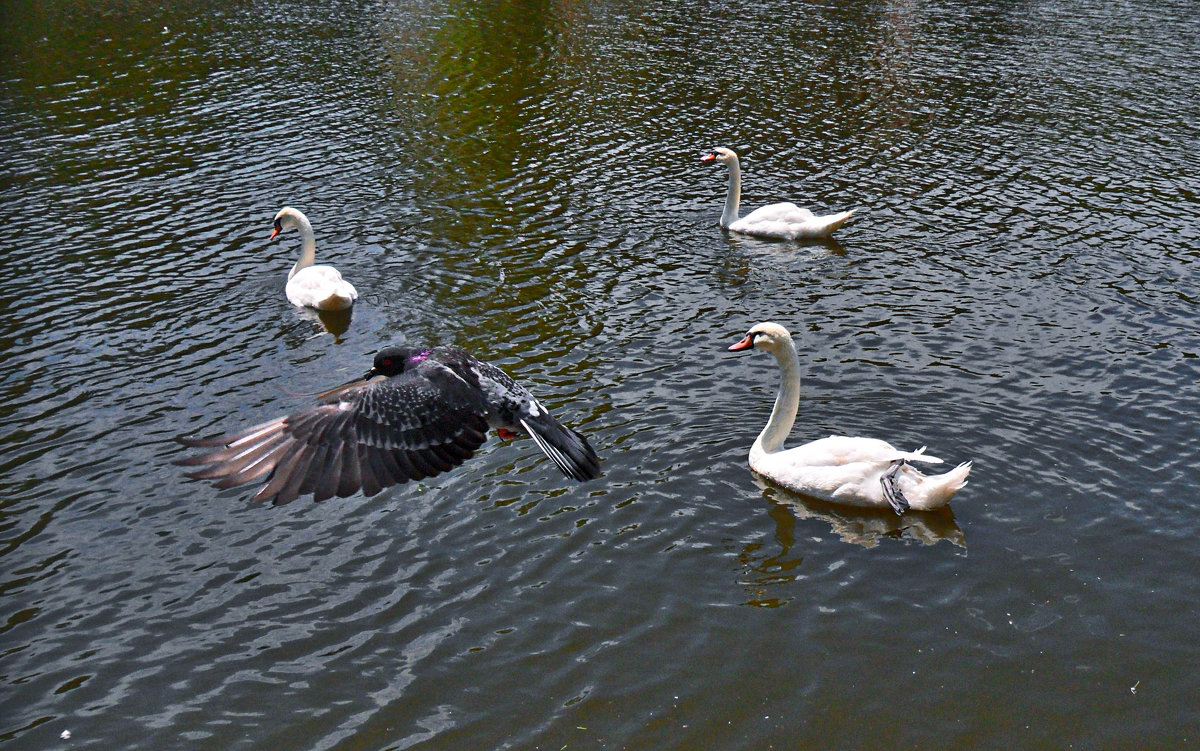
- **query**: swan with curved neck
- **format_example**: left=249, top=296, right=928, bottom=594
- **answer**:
left=702, top=148, right=854, bottom=240
left=729, top=322, right=970, bottom=512
left=270, top=207, right=358, bottom=311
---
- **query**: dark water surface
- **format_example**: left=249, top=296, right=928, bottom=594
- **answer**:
left=3, top=0, right=1199, bottom=748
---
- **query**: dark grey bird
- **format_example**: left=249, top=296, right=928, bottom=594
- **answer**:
left=178, top=345, right=602, bottom=504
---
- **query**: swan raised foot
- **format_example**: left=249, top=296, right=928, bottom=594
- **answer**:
left=880, top=459, right=910, bottom=515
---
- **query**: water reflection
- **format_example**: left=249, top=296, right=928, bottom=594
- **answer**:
left=753, top=475, right=966, bottom=549
left=731, top=475, right=965, bottom=608
left=722, top=231, right=848, bottom=256
left=382, top=0, right=574, bottom=234
left=735, top=500, right=806, bottom=608
left=313, top=307, right=353, bottom=339
left=866, top=0, right=921, bottom=128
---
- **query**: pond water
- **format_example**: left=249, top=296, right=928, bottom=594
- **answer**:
left=3, top=0, right=1199, bottom=748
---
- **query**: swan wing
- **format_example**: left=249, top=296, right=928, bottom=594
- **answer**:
left=287, top=265, right=358, bottom=309
left=753, top=458, right=889, bottom=506
left=730, top=206, right=854, bottom=240
left=756, top=455, right=969, bottom=510
left=739, top=202, right=816, bottom=224
left=781, top=435, right=942, bottom=466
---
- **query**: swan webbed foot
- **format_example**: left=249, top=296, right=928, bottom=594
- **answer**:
left=881, top=459, right=910, bottom=515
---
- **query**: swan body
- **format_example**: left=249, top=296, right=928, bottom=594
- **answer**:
left=702, top=148, right=854, bottom=240
left=271, top=207, right=358, bottom=311
left=729, top=322, right=970, bottom=512
left=179, top=344, right=602, bottom=505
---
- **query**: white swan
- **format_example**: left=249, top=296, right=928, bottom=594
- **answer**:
left=702, top=147, right=855, bottom=240
left=270, top=207, right=358, bottom=311
left=729, top=322, right=970, bottom=513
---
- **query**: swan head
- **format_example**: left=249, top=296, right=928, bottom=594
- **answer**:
left=701, top=147, right=738, bottom=165
left=269, top=206, right=309, bottom=241
left=728, top=322, right=793, bottom=353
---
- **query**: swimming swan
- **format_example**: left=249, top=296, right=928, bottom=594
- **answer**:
left=702, top=148, right=854, bottom=240
left=270, top=207, right=358, bottom=311
left=729, top=322, right=970, bottom=513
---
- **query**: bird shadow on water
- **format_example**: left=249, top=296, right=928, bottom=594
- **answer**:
left=752, top=474, right=966, bottom=550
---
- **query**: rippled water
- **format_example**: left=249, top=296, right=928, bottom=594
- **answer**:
left=3, top=0, right=1199, bottom=748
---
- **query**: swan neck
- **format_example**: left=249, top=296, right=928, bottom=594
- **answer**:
left=288, top=215, right=317, bottom=279
left=755, top=338, right=801, bottom=455
left=721, top=157, right=741, bottom=227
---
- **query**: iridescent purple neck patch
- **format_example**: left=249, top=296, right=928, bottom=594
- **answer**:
left=409, top=349, right=432, bottom=364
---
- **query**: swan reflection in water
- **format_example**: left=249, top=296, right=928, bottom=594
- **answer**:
left=753, top=474, right=966, bottom=549
left=733, top=477, right=965, bottom=608
left=312, top=306, right=352, bottom=339
left=724, top=231, right=848, bottom=259
left=283, top=305, right=353, bottom=341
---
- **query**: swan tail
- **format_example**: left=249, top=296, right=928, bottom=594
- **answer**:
left=897, top=445, right=943, bottom=464
left=792, top=209, right=855, bottom=239
left=820, top=208, right=855, bottom=234
left=917, top=461, right=972, bottom=509
left=314, top=292, right=355, bottom=311
left=519, top=415, right=601, bottom=482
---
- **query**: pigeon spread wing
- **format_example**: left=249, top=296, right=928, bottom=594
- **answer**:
left=178, top=363, right=490, bottom=505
